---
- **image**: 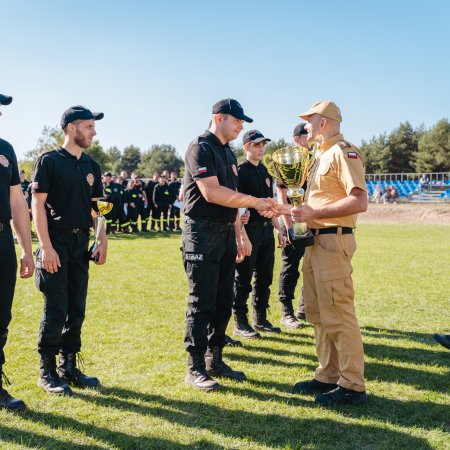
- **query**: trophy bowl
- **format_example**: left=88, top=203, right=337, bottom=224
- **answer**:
left=263, top=144, right=316, bottom=240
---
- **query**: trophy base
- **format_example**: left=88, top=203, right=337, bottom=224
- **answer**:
left=288, top=228, right=314, bottom=247
left=89, top=243, right=99, bottom=262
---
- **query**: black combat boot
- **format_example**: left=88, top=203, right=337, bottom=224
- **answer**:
left=57, top=353, right=100, bottom=388
left=233, top=316, right=261, bottom=339
left=185, top=352, right=220, bottom=392
left=205, top=346, right=246, bottom=381
left=253, top=309, right=281, bottom=333
left=38, top=354, right=73, bottom=395
left=0, top=368, right=26, bottom=411
left=225, top=335, right=243, bottom=347
left=280, top=303, right=303, bottom=329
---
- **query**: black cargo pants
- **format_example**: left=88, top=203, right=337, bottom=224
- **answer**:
left=183, top=217, right=237, bottom=355
left=234, top=222, right=275, bottom=319
left=0, top=226, right=17, bottom=366
left=278, top=222, right=313, bottom=314
left=35, top=228, right=90, bottom=355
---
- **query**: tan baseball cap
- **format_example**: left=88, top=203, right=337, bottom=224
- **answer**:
left=299, top=100, right=342, bottom=122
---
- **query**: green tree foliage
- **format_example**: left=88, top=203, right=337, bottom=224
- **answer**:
left=120, top=145, right=141, bottom=174
left=24, top=125, right=64, bottom=161
left=106, top=146, right=122, bottom=174
left=361, top=122, right=425, bottom=173
left=84, top=140, right=110, bottom=171
left=414, top=119, right=450, bottom=173
left=138, top=144, right=183, bottom=177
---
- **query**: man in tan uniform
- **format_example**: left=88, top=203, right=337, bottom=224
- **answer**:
left=289, top=100, right=368, bottom=406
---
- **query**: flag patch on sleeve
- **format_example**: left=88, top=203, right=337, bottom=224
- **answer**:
left=32, top=181, right=39, bottom=189
left=347, top=152, right=358, bottom=159
left=197, top=167, right=207, bottom=174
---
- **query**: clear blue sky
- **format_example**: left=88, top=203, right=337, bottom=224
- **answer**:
left=1, top=0, right=449, bottom=163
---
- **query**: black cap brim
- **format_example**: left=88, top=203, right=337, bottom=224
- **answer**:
left=231, top=113, right=253, bottom=123
left=93, top=112, right=104, bottom=121
left=0, top=94, right=13, bottom=106
left=252, top=137, right=271, bottom=144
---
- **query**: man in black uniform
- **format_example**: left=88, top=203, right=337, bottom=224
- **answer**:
left=126, top=173, right=147, bottom=232
left=278, top=123, right=314, bottom=329
left=153, top=175, right=171, bottom=231
left=145, top=172, right=159, bottom=231
left=32, top=105, right=107, bottom=396
left=233, top=130, right=286, bottom=339
left=0, top=93, right=34, bottom=411
left=183, top=98, right=279, bottom=392
left=114, top=175, right=129, bottom=233
left=168, top=171, right=181, bottom=231
left=103, top=172, right=121, bottom=234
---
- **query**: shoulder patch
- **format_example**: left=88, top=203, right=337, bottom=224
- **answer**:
left=337, top=140, right=352, bottom=149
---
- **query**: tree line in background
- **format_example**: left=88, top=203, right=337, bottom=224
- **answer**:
left=19, top=126, right=184, bottom=178
left=19, top=119, right=450, bottom=177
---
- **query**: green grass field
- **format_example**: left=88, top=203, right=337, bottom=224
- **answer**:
left=1, top=224, right=449, bottom=449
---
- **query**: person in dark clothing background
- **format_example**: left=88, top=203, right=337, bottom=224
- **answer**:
left=145, top=172, right=159, bottom=231
left=233, top=129, right=286, bottom=340
left=103, top=172, right=121, bottom=234
left=277, top=123, right=314, bottom=329
left=168, top=171, right=181, bottom=231
left=0, top=93, right=34, bottom=411
left=153, top=175, right=171, bottom=232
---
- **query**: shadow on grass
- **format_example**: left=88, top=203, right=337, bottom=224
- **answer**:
left=225, top=351, right=315, bottom=369
left=241, top=341, right=317, bottom=360
left=67, top=386, right=434, bottom=449
left=11, top=410, right=206, bottom=450
left=0, top=424, right=104, bottom=450
left=362, top=326, right=443, bottom=346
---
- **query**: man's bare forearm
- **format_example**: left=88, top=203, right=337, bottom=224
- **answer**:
left=32, top=197, right=53, bottom=249
left=11, top=196, right=32, bottom=256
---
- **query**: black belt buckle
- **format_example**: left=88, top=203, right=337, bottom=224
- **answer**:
left=71, top=228, right=83, bottom=234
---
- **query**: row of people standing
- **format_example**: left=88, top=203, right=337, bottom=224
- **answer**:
left=101, top=170, right=182, bottom=233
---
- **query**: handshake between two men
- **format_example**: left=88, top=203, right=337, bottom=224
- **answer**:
left=253, top=197, right=315, bottom=224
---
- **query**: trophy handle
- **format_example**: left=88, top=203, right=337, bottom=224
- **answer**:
left=262, top=154, right=278, bottom=178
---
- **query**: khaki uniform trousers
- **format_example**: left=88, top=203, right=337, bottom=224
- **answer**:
left=302, top=231, right=365, bottom=392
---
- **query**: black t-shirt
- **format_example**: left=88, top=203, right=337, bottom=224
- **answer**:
left=153, top=183, right=171, bottom=206
left=238, top=160, right=273, bottom=224
left=21, top=179, right=30, bottom=193
left=183, top=131, right=238, bottom=223
left=168, top=180, right=181, bottom=203
left=0, top=138, right=20, bottom=222
left=32, top=147, right=103, bottom=229
left=145, top=180, right=157, bottom=205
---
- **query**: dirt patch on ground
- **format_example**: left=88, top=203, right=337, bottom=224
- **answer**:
left=358, top=203, right=450, bottom=225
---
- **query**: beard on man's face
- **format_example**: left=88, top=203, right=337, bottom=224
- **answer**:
left=74, top=130, right=91, bottom=149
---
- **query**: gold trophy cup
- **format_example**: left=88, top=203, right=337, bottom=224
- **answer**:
left=263, top=144, right=316, bottom=241
left=89, top=200, right=113, bottom=262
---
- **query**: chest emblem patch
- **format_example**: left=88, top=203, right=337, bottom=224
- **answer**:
left=86, top=173, right=94, bottom=186
left=232, top=164, right=238, bottom=176
left=0, top=155, right=10, bottom=168
left=266, top=177, right=271, bottom=188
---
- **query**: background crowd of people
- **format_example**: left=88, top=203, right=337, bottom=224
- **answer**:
left=19, top=168, right=183, bottom=235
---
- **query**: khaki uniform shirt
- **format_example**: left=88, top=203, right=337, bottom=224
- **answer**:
left=305, top=134, right=366, bottom=229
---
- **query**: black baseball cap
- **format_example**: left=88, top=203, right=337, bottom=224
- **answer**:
left=103, top=172, right=112, bottom=177
left=293, top=123, right=308, bottom=137
left=212, top=98, right=253, bottom=123
left=0, top=94, right=13, bottom=106
left=61, top=105, right=104, bottom=129
left=243, top=129, right=271, bottom=145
